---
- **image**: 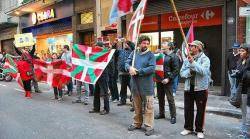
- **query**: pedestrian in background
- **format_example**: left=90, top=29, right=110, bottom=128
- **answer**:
left=180, top=40, right=211, bottom=139
left=234, top=44, right=250, bottom=138
left=172, top=42, right=182, bottom=96
left=51, top=53, right=63, bottom=101
left=155, top=42, right=179, bottom=124
left=126, top=35, right=156, bottom=136
left=61, top=45, right=73, bottom=96
left=117, top=40, right=134, bottom=106
left=227, top=42, right=240, bottom=98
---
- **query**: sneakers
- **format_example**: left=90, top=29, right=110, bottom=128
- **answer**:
left=197, top=132, right=205, bottom=139
left=170, top=117, right=176, bottom=124
left=128, top=125, right=141, bottom=131
left=180, top=129, right=192, bottom=136
left=154, top=114, right=165, bottom=119
left=89, top=109, right=100, bottom=113
left=112, top=99, right=119, bottom=103
left=58, top=97, right=63, bottom=101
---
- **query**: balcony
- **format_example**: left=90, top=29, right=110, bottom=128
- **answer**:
left=6, top=0, right=62, bottom=16
left=0, top=12, right=18, bottom=30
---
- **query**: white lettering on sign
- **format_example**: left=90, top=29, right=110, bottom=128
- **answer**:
left=168, top=13, right=199, bottom=22
left=32, top=9, right=55, bottom=25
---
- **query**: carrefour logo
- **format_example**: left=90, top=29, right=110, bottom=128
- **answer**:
left=201, top=10, right=215, bottom=20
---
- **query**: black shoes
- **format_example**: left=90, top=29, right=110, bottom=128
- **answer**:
left=100, top=110, right=109, bottom=115
left=117, top=102, right=126, bottom=106
left=170, top=117, right=176, bottom=124
left=154, top=114, right=165, bottom=119
left=72, top=99, right=82, bottom=103
left=130, top=107, right=134, bottom=112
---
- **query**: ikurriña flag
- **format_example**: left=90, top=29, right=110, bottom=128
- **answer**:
left=71, top=44, right=115, bottom=84
left=154, top=53, right=164, bottom=82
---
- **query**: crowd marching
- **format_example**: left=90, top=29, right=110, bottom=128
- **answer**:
left=0, top=35, right=249, bottom=138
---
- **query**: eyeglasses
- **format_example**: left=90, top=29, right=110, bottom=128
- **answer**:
left=189, top=45, right=197, bottom=48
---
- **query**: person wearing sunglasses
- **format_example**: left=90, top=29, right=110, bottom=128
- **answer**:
left=180, top=40, right=211, bottom=139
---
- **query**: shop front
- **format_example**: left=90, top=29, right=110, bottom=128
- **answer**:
left=19, top=0, right=73, bottom=60
left=141, top=6, right=222, bottom=85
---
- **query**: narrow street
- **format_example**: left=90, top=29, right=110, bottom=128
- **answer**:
left=0, top=81, right=245, bottom=139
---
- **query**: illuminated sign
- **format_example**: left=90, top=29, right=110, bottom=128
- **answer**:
left=32, top=9, right=55, bottom=25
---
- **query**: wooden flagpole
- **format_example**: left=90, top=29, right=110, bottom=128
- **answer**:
left=169, top=0, right=190, bottom=56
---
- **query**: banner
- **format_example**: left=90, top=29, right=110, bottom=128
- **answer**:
left=14, top=33, right=35, bottom=48
left=71, top=44, right=115, bottom=84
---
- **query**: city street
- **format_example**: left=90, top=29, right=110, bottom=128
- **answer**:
left=0, top=81, right=245, bottom=139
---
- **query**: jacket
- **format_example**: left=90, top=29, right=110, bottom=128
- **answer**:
left=125, top=49, right=156, bottom=96
left=118, top=48, right=132, bottom=73
left=180, top=52, right=211, bottom=91
left=163, top=51, right=179, bottom=82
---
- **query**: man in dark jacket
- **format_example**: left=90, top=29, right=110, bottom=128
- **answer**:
left=89, top=42, right=111, bottom=115
left=155, top=42, right=179, bottom=124
left=117, top=41, right=134, bottom=106
left=227, top=42, right=240, bottom=97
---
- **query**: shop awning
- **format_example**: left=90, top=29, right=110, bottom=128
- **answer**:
left=0, top=22, right=17, bottom=31
left=6, top=0, right=60, bottom=16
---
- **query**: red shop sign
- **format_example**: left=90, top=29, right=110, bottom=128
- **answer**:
left=161, top=6, right=222, bottom=29
left=141, top=15, right=158, bottom=32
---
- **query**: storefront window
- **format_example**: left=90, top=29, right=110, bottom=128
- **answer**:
left=246, top=17, right=250, bottom=44
left=81, top=11, right=94, bottom=24
left=35, top=33, right=73, bottom=61
left=161, top=31, right=174, bottom=43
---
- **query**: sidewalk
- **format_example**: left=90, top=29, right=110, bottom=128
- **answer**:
left=38, top=82, right=242, bottom=119
left=173, top=83, right=242, bottom=119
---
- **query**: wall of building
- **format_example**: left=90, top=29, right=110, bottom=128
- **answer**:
left=237, top=0, right=247, bottom=43
left=73, top=0, right=96, bottom=44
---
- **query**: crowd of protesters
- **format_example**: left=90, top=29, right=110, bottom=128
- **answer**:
left=1, top=35, right=249, bottom=138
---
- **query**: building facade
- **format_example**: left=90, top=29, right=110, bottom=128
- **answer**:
left=0, top=0, right=20, bottom=55
left=96, top=0, right=238, bottom=95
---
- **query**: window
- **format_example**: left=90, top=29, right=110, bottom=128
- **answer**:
left=80, top=11, right=93, bottom=24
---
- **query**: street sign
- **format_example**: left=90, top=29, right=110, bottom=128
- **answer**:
left=239, top=7, right=250, bottom=17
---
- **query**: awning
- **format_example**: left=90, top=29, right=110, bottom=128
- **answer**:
left=0, top=22, right=18, bottom=31
left=6, top=0, right=59, bottom=16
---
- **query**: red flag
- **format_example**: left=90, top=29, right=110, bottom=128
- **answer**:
left=182, top=22, right=194, bottom=60
left=33, top=60, right=71, bottom=88
left=118, top=0, right=132, bottom=14
left=127, top=0, right=147, bottom=43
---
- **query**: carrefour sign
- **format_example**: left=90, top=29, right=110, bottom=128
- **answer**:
left=32, top=9, right=55, bottom=25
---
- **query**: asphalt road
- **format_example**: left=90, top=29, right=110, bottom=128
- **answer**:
left=0, top=81, right=246, bottom=139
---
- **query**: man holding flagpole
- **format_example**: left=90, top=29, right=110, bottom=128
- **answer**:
left=125, top=35, right=156, bottom=136
left=180, top=40, right=210, bottom=139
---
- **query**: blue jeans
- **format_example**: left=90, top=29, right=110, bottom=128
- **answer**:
left=76, top=81, right=89, bottom=102
left=172, top=76, right=179, bottom=94
left=241, top=94, right=250, bottom=137
left=228, top=72, right=237, bottom=97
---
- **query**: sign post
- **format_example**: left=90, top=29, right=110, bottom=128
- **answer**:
left=14, top=33, right=35, bottom=48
